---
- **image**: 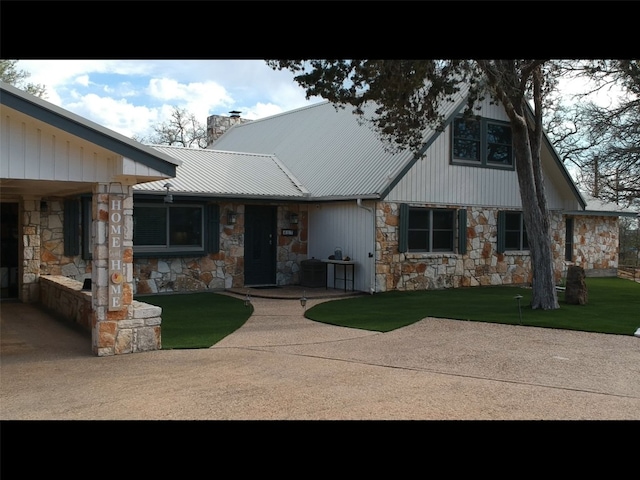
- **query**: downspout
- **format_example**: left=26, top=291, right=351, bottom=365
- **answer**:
left=357, top=198, right=376, bottom=294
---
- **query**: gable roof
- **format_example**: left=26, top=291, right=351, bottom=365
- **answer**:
left=0, top=81, right=180, bottom=177
left=211, top=95, right=587, bottom=209
left=212, top=98, right=471, bottom=200
left=134, top=145, right=309, bottom=199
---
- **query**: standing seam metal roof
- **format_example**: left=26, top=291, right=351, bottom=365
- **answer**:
left=211, top=96, right=469, bottom=199
left=134, top=146, right=308, bottom=198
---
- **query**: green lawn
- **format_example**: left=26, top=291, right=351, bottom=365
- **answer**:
left=305, top=277, right=640, bottom=336
left=136, top=292, right=253, bottom=349
left=138, top=277, right=640, bottom=350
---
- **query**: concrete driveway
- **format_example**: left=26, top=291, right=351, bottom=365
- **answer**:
left=1, top=292, right=639, bottom=420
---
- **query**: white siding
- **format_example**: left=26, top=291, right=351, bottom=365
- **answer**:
left=308, top=201, right=375, bottom=293
left=386, top=97, right=581, bottom=210
left=1, top=108, right=121, bottom=183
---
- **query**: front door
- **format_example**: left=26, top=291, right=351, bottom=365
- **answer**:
left=244, top=205, right=277, bottom=286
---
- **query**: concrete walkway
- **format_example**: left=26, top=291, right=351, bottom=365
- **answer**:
left=1, top=290, right=639, bottom=420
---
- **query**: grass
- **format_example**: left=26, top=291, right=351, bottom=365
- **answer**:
left=136, top=292, right=253, bottom=349
left=304, top=277, right=640, bottom=336
left=139, top=277, right=640, bottom=350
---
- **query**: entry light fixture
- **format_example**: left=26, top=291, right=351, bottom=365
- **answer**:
left=163, top=183, right=174, bottom=204
left=289, top=213, right=299, bottom=224
left=227, top=211, right=237, bottom=225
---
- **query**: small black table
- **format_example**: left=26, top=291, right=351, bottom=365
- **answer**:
left=322, top=259, right=355, bottom=292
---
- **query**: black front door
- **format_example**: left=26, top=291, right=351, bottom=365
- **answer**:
left=244, top=205, right=277, bottom=286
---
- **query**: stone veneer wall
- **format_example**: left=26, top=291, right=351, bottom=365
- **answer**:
left=134, top=203, right=308, bottom=294
left=375, top=203, right=619, bottom=292
left=39, top=275, right=162, bottom=354
left=20, top=197, right=42, bottom=303
left=39, top=198, right=91, bottom=281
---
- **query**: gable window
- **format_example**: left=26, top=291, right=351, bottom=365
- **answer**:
left=452, top=116, right=513, bottom=168
left=133, top=202, right=219, bottom=256
left=398, top=204, right=466, bottom=253
left=497, top=211, right=529, bottom=252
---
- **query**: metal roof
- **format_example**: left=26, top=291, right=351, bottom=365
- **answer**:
left=211, top=98, right=468, bottom=200
left=565, top=193, right=639, bottom=217
left=134, top=146, right=309, bottom=199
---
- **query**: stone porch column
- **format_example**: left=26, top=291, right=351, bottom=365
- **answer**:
left=91, top=182, right=161, bottom=356
left=20, top=196, right=41, bottom=303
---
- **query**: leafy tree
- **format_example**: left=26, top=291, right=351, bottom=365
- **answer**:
left=138, top=106, right=207, bottom=148
left=267, top=59, right=569, bottom=309
left=0, top=60, right=46, bottom=97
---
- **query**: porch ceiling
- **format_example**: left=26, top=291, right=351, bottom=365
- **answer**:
left=0, top=179, right=96, bottom=199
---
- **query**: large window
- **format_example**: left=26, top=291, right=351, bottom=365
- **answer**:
left=399, top=204, right=467, bottom=254
left=498, top=211, right=529, bottom=252
left=452, top=116, right=513, bottom=168
left=134, top=202, right=219, bottom=256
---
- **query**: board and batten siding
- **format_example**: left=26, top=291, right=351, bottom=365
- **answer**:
left=386, top=97, right=580, bottom=210
left=1, top=108, right=166, bottom=183
left=308, top=201, right=375, bottom=293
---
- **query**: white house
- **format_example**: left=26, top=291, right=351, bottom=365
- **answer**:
left=2, top=81, right=635, bottom=355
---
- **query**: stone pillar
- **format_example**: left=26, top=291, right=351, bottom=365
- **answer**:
left=20, top=196, right=41, bottom=303
left=91, top=183, right=161, bottom=356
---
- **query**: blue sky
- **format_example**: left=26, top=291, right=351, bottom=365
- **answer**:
left=16, top=59, right=622, bottom=153
left=17, top=60, right=324, bottom=140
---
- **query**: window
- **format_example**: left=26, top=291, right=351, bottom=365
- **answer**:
left=497, top=211, right=529, bottom=252
left=133, top=202, right=219, bottom=256
left=452, top=116, right=513, bottom=168
left=399, top=205, right=466, bottom=253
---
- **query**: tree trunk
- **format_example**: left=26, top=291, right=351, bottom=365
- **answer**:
left=512, top=125, right=560, bottom=310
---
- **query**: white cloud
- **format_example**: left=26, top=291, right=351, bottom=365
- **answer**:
left=66, top=94, right=159, bottom=138
left=15, top=59, right=321, bottom=138
left=74, top=75, right=91, bottom=87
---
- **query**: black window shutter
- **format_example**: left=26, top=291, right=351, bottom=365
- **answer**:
left=457, top=208, right=467, bottom=254
left=205, top=204, right=220, bottom=253
left=497, top=210, right=506, bottom=254
left=81, top=196, right=93, bottom=260
left=398, top=203, right=408, bottom=253
left=64, top=199, right=80, bottom=256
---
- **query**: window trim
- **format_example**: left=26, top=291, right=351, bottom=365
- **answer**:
left=134, top=202, right=205, bottom=255
left=451, top=116, right=514, bottom=170
left=497, top=210, right=529, bottom=253
left=80, top=197, right=221, bottom=259
left=399, top=204, right=465, bottom=254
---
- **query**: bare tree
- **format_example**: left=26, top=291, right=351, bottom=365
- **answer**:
left=545, top=60, right=639, bottom=209
left=139, top=106, right=207, bottom=148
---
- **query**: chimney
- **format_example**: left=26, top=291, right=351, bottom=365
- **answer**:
left=229, top=110, right=241, bottom=118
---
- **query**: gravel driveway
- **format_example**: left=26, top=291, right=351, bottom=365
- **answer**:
left=1, top=295, right=639, bottom=420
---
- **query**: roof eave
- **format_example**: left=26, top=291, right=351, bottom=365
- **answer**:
left=1, top=82, right=180, bottom=177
